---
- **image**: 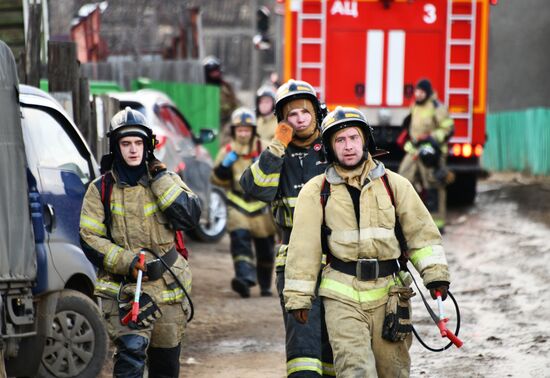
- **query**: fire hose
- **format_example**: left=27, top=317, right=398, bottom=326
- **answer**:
left=407, top=268, right=463, bottom=352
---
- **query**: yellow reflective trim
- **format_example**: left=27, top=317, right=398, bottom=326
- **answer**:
left=285, top=279, right=316, bottom=293
left=111, top=202, right=124, bottom=216
left=144, top=202, right=159, bottom=216
left=104, top=245, right=123, bottom=270
left=323, top=362, right=336, bottom=377
left=281, top=196, right=297, bottom=208
left=320, top=278, right=394, bottom=303
left=275, top=245, right=288, bottom=267
left=80, top=215, right=107, bottom=236
left=411, top=245, right=447, bottom=272
left=158, top=184, right=184, bottom=210
left=287, top=357, right=322, bottom=375
left=95, top=279, right=120, bottom=296
left=409, top=246, right=433, bottom=266
left=251, top=162, right=280, bottom=187
left=227, top=191, right=267, bottom=213
left=233, top=255, right=254, bottom=264
left=441, top=118, right=454, bottom=128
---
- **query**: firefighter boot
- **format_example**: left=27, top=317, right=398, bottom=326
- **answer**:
left=255, top=236, right=275, bottom=296
left=230, top=229, right=257, bottom=298
left=147, top=344, right=181, bottom=378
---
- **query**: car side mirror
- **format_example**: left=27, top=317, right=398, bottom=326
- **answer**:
left=196, top=128, right=217, bottom=144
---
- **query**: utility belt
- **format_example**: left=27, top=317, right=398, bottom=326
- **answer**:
left=144, top=247, right=179, bottom=281
left=330, top=256, right=399, bottom=281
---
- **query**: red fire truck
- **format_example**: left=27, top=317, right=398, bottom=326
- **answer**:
left=283, top=0, right=493, bottom=204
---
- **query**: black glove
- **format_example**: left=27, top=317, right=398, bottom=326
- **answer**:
left=119, top=293, right=163, bottom=329
left=427, top=281, right=449, bottom=301
left=148, top=158, right=167, bottom=178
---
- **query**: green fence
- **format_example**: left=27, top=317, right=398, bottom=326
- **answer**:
left=39, top=79, right=123, bottom=95
left=132, top=78, right=220, bottom=158
left=482, top=107, right=550, bottom=175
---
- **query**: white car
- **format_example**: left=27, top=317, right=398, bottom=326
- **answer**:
left=109, top=90, right=227, bottom=242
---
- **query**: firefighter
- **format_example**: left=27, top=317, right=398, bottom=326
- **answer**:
left=203, top=55, right=240, bottom=145
left=255, top=85, right=278, bottom=142
left=398, top=78, right=454, bottom=231
left=240, top=79, right=333, bottom=377
left=283, top=106, right=451, bottom=377
left=211, top=107, right=276, bottom=298
left=80, top=107, right=201, bottom=378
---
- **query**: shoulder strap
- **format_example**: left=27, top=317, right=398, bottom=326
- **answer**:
left=380, top=174, right=409, bottom=262
left=95, top=172, right=114, bottom=239
left=320, top=177, right=332, bottom=255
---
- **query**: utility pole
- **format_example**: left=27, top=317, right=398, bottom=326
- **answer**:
left=250, top=0, right=259, bottom=92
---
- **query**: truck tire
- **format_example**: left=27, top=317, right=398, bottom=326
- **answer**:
left=188, top=187, right=227, bottom=243
left=37, top=290, right=108, bottom=378
left=447, top=173, right=477, bottom=206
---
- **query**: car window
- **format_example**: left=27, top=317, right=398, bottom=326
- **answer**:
left=21, top=106, right=92, bottom=185
left=157, top=105, right=192, bottom=139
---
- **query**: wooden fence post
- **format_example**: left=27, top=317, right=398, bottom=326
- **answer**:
left=25, top=3, right=42, bottom=87
left=47, top=41, right=80, bottom=123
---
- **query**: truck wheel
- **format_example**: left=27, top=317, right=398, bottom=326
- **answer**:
left=447, top=173, right=477, bottom=206
left=37, top=290, right=108, bottom=378
left=188, top=187, right=227, bottom=243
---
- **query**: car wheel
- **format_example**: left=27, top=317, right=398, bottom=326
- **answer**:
left=189, top=187, right=227, bottom=242
left=37, top=290, right=108, bottom=378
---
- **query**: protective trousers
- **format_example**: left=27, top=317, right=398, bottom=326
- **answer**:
left=323, top=297, right=412, bottom=378
left=398, top=153, right=446, bottom=230
left=230, top=229, right=275, bottom=297
left=277, top=269, right=334, bottom=377
left=103, top=298, right=187, bottom=377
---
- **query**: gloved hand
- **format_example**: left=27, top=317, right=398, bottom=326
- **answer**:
left=129, top=255, right=148, bottom=282
left=273, top=121, right=294, bottom=147
left=428, top=282, right=449, bottom=301
left=148, top=158, right=167, bottom=178
left=119, top=293, right=163, bottom=329
left=290, top=309, right=309, bottom=324
left=221, top=151, right=239, bottom=168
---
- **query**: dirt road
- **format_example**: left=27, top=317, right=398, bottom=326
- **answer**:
left=101, top=174, right=550, bottom=377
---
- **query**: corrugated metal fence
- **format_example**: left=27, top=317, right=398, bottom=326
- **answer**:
left=482, top=108, right=550, bottom=175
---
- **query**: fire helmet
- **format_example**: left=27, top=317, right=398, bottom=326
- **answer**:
left=255, top=85, right=276, bottom=115
left=320, top=106, right=376, bottom=163
left=230, top=107, right=257, bottom=137
left=274, top=79, right=324, bottom=125
left=107, top=106, right=156, bottom=157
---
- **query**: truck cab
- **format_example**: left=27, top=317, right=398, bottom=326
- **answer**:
left=283, top=0, right=492, bottom=204
left=0, top=41, right=107, bottom=378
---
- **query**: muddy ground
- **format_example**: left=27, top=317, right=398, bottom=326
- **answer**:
left=100, top=173, right=550, bottom=377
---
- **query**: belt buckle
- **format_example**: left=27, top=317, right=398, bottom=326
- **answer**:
left=356, top=259, right=379, bottom=281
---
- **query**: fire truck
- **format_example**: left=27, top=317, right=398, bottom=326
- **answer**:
left=283, top=0, right=493, bottom=204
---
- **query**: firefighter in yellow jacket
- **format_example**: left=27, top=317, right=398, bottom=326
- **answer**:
left=212, top=107, right=276, bottom=298
left=80, top=107, right=201, bottom=378
left=398, top=79, right=454, bottom=231
left=284, top=106, right=451, bottom=377
left=255, top=85, right=278, bottom=142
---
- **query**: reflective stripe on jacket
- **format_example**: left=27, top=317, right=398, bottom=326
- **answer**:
left=284, top=159, right=450, bottom=311
left=80, top=171, right=200, bottom=304
left=410, top=97, right=454, bottom=152
left=240, top=137, right=327, bottom=228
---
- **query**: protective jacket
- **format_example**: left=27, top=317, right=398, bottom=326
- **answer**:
left=404, top=96, right=454, bottom=155
left=257, top=113, right=277, bottom=142
left=211, top=137, right=275, bottom=237
left=240, top=137, right=327, bottom=231
left=80, top=170, right=201, bottom=305
left=284, top=159, right=450, bottom=312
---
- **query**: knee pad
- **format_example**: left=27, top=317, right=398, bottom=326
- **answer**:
left=114, top=334, right=149, bottom=378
